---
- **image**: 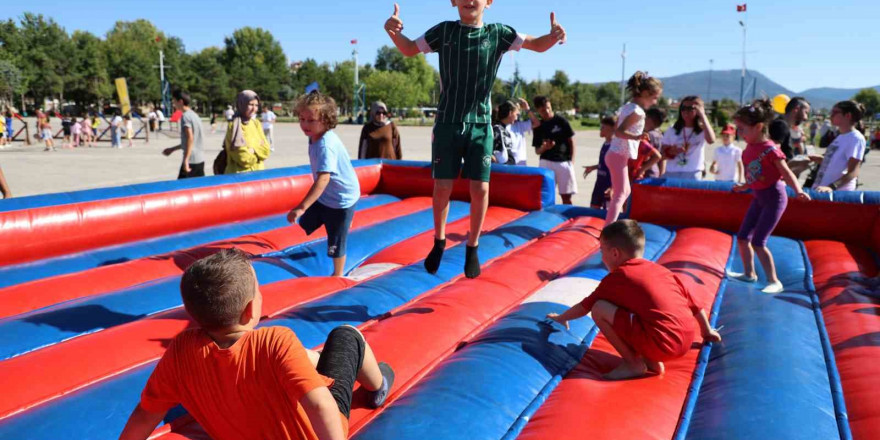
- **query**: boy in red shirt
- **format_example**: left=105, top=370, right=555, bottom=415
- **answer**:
left=548, top=220, right=721, bottom=380
left=119, top=249, right=395, bottom=440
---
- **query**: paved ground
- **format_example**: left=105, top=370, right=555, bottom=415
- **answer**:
left=1, top=117, right=877, bottom=207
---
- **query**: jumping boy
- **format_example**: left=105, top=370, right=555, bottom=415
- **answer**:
left=547, top=220, right=722, bottom=380
left=385, top=1, right=566, bottom=278
left=287, top=91, right=360, bottom=277
left=119, top=249, right=394, bottom=440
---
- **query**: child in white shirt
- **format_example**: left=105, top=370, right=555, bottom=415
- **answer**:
left=710, top=124, right=743, bottom=183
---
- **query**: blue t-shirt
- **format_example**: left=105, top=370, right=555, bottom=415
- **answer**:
left=309, top=130, right=360, bottom=209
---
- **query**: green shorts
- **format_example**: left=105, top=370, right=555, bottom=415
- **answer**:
left=431, top=123, right=493, bottom=182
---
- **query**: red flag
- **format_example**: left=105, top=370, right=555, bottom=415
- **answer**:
left=737, top=4, right=747, bottom=12
left=351, top=39, right=358, bottom=45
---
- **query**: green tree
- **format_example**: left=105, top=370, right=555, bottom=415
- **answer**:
left=13, top=13, right=70, bottom=102
left=852, top=88, right=880, bottom=118
left=223, top=27, right=288, bottom=101
left=66, top=31, right=113, bottom=106
left=104, top=20, right=183, bottom=104
left=290, top=58, right=330, bottom=96
left=365, top=70, right=421, bottom=109
left=188, top=47, right=232, bottom=112
left=0, top=60, right=23, bottom=104
left=374, top=46, right=435, bottom=105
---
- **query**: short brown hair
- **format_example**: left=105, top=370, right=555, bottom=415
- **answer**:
left=600, top=219, right=645, bottom=257
left=180, top=248, right=255, bottom=330
left=295, top=90, right=338, bottom=129
left=600, top=116, right=616, bottom=127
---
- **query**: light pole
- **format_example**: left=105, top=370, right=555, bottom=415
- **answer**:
left=619, top=43, right=627, bottom=106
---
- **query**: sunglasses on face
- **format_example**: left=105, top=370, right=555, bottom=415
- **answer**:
left=681, top=106, right=697, bottom=112
left=376, top=111, right=388, bottom=116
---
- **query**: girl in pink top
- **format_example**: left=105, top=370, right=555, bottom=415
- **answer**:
left=80, top=117, right=93, bottom=147
left=729, top=99, right=810, bottom=293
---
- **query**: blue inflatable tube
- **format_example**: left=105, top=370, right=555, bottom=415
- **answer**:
left=0, top=210, right=568, bottom=439
left=684, top=236, right=841, bottom=440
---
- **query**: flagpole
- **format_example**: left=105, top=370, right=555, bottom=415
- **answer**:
left=739, top=7, right=747, bottom=106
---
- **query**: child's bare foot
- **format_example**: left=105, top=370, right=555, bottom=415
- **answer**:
left=603, top=360, right=648, bottom=380
left=645, top=359, right=665, bottom=375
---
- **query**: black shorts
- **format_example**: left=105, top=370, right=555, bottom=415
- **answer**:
left=178, top=162, right=205, bottom=179
left=316, top=326, right=366, bottom=418
left=299, top=201, right=355, bottom=258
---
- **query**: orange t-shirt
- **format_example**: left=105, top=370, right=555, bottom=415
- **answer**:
left=140, top=326, right=347, bottom=440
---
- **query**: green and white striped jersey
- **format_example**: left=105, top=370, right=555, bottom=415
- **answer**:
left=417, top=21, right=523, bottom=124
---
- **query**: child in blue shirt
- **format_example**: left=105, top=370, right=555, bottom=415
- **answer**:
left=288, top=91, right=361, bottom=276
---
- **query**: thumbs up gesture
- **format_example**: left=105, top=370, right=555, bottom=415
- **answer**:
left=385, top=3, right=404, bottom=36
left=550, top=12, right=566, bottom=44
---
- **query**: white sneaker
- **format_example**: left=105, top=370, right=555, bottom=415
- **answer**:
left=762, top=281, right=784, bottom=294
left=727, top=271, right=757, bottom=283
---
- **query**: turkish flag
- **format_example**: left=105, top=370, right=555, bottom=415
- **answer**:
left=351, top=39, right=358, bottom=45
left=737, top=4, right=747, bottom=12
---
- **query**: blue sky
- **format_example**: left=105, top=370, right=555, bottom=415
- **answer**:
left=5, top=0, right=878, bottom=92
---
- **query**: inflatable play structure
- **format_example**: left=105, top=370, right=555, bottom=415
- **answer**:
left=0, top=160, right=877, bottom=439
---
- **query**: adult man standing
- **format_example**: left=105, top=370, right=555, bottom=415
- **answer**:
left=769, top=96, right=811, bottom=175
left=261, top=106, right=277, bottom=151
left=162, top=91, right=205, bottom=179
left=532, top=95, right=577, bottom=204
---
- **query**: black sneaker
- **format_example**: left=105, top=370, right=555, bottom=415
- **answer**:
left=370, top=362, right=395, bottom=408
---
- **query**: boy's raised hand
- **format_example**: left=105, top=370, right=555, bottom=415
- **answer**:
left=550, top=12, right=566, bottom=44
left=385, top=3, right=404, bottom=36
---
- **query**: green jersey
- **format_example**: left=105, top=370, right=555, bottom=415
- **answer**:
left=417, top=21, right=522, bottom=124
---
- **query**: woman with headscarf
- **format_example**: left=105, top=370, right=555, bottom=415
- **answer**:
left=224, top=90, right=271, bottom=173
left=358, top=101, right=402, bottom=160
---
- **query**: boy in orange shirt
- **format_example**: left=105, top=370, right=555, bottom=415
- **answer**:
left=119, top=249, right=394, bottom=440
left=547, top=220, right=721, bottom=380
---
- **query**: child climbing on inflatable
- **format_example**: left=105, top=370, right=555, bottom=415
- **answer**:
left=729, top=99, right=810, bottom=293
left=583, top=116, right=616, bottom=209
left=547, top=220, right=722, bottom=380
left=384, top=0, right=566, bottom=278
left=119, top=249, right=394, bottom=440
left=605, top=72, right=662, bottom=225
left=287, top=91, right=361, bottom=277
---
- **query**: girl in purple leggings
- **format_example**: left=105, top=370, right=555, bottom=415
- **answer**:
left=729, top=99, right=811, bottom=293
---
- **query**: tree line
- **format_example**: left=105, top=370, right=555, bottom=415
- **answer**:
left=1, top=13, right=659, bottom=117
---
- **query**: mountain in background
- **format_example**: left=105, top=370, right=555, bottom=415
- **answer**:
left=651, top=69, right=878, bottom=111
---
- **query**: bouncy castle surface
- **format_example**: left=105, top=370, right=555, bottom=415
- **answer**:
left=0, top=160, right=877, bottom=439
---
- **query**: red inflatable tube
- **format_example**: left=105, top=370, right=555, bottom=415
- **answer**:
left=0, top=176, right=309, bottom=267
left=806, top=240, right=880, bottom=440
left=0, top=197, right=433, bottom=319
left=0, top=164, right=382, bottom=270
left=155, top=216, right=605, bottom=440
left=0, top=205, right=525, bottom=422
left=377, top=163, right=547, bottom=212
left=348, top=216, right=605, bottom=435
left=630, top=183, right=880, bottom=245
left=517, top=228, right=732, bottom=440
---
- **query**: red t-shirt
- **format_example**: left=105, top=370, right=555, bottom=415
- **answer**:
left=580, top=258, right=700, bottom=354
left=628, top=141, right=658, bottom=180
left=742, top=140, right=786, bottom=190
left=140, top=327, right=344, bottom=440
